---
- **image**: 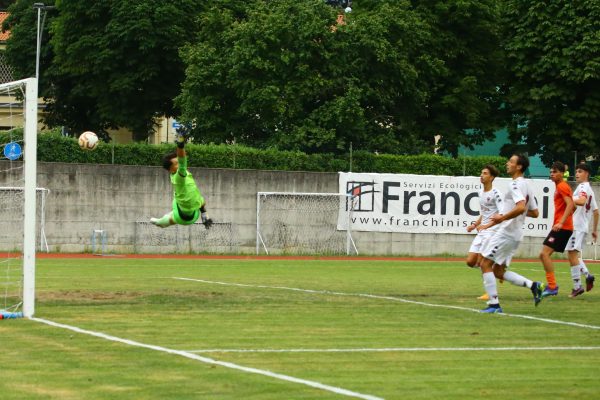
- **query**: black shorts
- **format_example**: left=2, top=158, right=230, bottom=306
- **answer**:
left=543, top=229, right=573, bottom=253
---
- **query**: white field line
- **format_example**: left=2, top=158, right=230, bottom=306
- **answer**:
left=186, top=346, right=600, bottom=354
left=32, top=318, right=383, bottom=400
left=173, top=277, right=600, bottom=331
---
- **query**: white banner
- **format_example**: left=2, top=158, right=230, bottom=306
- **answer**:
left=339, top=172, right=555, bottom=237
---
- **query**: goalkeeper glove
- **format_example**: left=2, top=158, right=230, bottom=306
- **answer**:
left=174, top=124, right=191, bottom=148
left=201, top=213, right=213, bottom=229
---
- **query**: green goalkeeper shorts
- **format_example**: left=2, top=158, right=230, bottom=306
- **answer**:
left=171, top=198, right=204, bottom=225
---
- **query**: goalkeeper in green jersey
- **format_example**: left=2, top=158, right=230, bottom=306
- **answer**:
left=150, top=126, right=212, bottom=229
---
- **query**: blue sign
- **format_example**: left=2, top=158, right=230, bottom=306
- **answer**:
left=3, top=142, right=22, bottom=161
left=172, top=120, right=181, bottom=129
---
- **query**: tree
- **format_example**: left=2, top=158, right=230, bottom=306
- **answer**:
left=503, top=0, right=600, bottom=165
left=2, top=0, right=55, bottom=87
left=178, top=0, right=507, bottom=155
left=4, top=0, right=202, bottom=140
left=409, top=0, right=508, bottom=156
left=0, top=0, right=15, bottom=11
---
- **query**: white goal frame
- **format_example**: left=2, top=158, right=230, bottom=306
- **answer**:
left=0, top=186, right=50, bottom=253
left=0, top=78, right=38, bottom=318
left=256, top=192, right=358, bottom=256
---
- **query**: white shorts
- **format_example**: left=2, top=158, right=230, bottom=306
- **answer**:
left=468, top=229, right=495, bottom=254
left=565, top=230, right=586, bottom=253
left=481, top=234, right=520, bottom=267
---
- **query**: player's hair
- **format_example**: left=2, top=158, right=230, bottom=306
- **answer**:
left=513, top=153, right=530, bottom=172
left=483, top=164, right=499, bottom=178
left=576, top=163, right=591, bottom=173
left=551, top=161, right=565, bottom=172
left=162, top=151, right=177, bottom=170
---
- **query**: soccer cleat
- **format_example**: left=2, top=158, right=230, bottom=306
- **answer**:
left=541, top=285, right=559, bottom=298
left=150, top=217, right=168, bottom=228
left=480, top=305, right=503, bottom=313
left=569, top=287, right=585, bottom=298
left=586, top=274, right=595, bottom=292
left=531, top=281, right=543, bottom=306
left=477, top=293, right=490, bottom=301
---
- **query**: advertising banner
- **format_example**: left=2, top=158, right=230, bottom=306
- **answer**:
left=339, top=172, right=554, bottom=237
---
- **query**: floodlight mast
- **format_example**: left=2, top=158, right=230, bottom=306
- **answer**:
left=33, top=3, right=56, bottom=81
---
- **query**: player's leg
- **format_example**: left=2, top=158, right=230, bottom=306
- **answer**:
left=469, top=233, right=491, bottom=300
left=540, top=229, right=572, bottom=297
left=467, top=234, right=484, bottom=267
left=150, top=211, right=175, bottom=228
left=480, top=257, right=501, bottom=313
left=571, top=232, right=596, bottom=292
left=490, top=237, right=543, bottom=306
left=466, top=252, right=478, bottom=268
left=475, top=253, right=490, bottom=301
left=479, top=235, right=504, bottom=312
left=568, top=250, right=585, bottom=297
left=578, top=257, right=595, bottom=292
left=566, top=232, right=585, bottom=297
left=540, top=237, right=559, bottom=295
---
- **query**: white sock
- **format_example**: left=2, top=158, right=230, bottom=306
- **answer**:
left=571, top=265, right=582, bottom=289
left=579, top=258, right=590, bottom=277
left=483, top=272, right=499, bottom=305
left=502, top=270, right=532, bottom=288
left=150, top=212, right=173, bottom=228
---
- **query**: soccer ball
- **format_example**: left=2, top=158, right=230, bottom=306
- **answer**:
left=78, top=131, right=99, bottom=151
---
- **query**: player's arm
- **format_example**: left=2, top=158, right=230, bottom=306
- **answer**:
left=491, top=200, right=526, bottom=224
left=554, top=192, right=574, bottom=231
left=175, top=124, right=190, bottom=176
left=527, top=195, right=539, bottom=218
left=467, top=216, right=482, bottom=232
left=176, top=148, right=188, bottom=177
left=592, top=209, right=599, bottom=240
left=573, top=191, right=588, bottom=206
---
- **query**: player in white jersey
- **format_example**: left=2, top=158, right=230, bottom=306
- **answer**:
left=566, top=163, right=599, bottom=297
left=478, top=154, right=543, bottom=313
left=466, top=164, right=504, bottom=300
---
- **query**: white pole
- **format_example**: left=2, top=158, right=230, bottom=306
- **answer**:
left=35, top=8, right=41, bottom=80
left=22, top=77, right=39, bottom=318
left=256, top=193, right=260, bottom=255
left=346, top=195, right=351, bottom=255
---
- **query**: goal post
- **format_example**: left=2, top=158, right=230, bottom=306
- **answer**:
left=0, top=78, right=38, bottom=319
left=256, top=192, right=358, bottom=256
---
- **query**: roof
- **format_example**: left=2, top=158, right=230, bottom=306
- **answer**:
left=0, top=12, right=10, bottom=41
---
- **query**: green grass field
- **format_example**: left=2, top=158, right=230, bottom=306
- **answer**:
left=1, top=257, right=599, bottom=399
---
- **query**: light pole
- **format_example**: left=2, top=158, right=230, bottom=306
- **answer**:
left=33, top=3, right=55, bottom=81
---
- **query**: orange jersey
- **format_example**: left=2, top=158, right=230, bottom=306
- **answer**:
left=553, top=180, right=574, bottom=230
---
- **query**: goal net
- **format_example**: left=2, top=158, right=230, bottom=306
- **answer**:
left=256, top=192, right=358, bottom=255
left=134, top=221, right=239, bottom=254
left=0, top=78, right=38, bottom=319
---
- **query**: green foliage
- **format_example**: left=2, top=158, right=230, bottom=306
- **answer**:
left=0, top=130, right=505, bottom=176
left=3, top=0, right=55, bottom=85
left=503, top=0, right=600, bottom=165
left=0, top=0, right=15, bottom=10
left=4, top=0, right=202, bottom=141
left=178, top=0, right=507, bottom=156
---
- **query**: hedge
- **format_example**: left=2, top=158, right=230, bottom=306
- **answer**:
left=1, top=130, right=508, bottom=176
